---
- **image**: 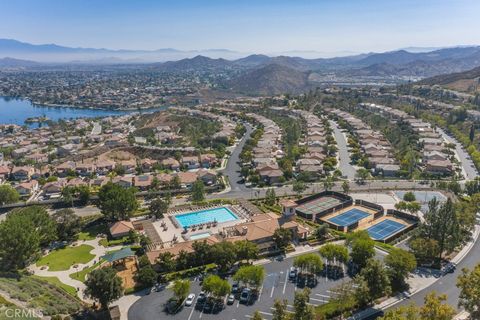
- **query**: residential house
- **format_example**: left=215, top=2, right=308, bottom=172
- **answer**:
left=197, top=169, right=217, bottom=185
left=182, top=156, right=200, bottom=170
left=200, top=154, right=218, bottom=168
left=134, top=175, right=153, bottom=190
left=161, top=158, right=180, bottom=171
left=177, top=172, right=198, bottom=188
left=15, top=180, right=39, bottom=196
left=11, top=166, right=35, bottom=181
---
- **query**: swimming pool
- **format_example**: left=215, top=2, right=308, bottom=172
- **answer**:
left=189, top=232, right=211, bottom=240
left=175, top=207, right=238, bottom=228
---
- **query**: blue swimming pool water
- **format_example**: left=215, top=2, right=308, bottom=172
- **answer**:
left=189, top=232, right=211, bottom=240
left=175, top=207, right=238, bottom=228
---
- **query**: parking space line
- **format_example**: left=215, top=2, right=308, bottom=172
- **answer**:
left=259, top=311, right=273, bottom=316
left=187, top=306, right=195, bottom=320
left=310, top=297, right=327, bottom=303
left=315, top=294, right=331, bottom=298
left=271, top=307, right=294, bottom=314
left=270, top=284, right=275, bottom=297
left=282, top=270, right=288, bottom=294
left=258, top=285, right=263, bottom=301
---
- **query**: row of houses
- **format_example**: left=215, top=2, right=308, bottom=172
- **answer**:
left=13, top=167, right=219, bottom=199
left=329, top=109, right=399, bottom=176
left=247, top=113, right=285, bottom=184
left=359, top=103, right=456, bottom=175
left=291, top=110, right=331, bottom=178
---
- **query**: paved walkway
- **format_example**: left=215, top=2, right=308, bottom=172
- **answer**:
left=28, top=238, right=124, bottom=301
left=351, top=224, right=480, bottom=319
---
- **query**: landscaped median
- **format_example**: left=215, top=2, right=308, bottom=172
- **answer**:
left=36, top=244, right=95, bottom=271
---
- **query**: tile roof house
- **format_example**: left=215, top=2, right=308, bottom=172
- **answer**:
left=177, top=172, right=198, bottom=188
left=11, top=166, right=35, bottom=181
left=109, top=220, right=135, bottom=239
left=134, top=175, right=153, bottom=190
left=161, top=158, right=180, bottom=171
left=15, top=180, right=39, bottom=196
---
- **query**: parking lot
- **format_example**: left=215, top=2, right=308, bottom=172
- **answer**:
left=128, top=250, right=387, bottom=320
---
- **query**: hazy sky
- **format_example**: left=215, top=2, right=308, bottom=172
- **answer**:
left=1, top=0, right=479, bottom=54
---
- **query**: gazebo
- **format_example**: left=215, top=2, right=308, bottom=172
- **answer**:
left=100, top=247, right=138, bottom=289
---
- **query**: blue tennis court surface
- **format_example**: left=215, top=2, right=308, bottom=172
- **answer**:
left=367, top=219, right=406, bottom=240
left=328, top=208, right=370, bottom=226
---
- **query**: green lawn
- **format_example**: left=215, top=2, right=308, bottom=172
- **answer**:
left=31, top=276, right=77, bottom=297
left=36, top=244, right=95, bottom=271
left=69, top=261, right=101, bottom=282
left=77, top=223, right=105, bottom=241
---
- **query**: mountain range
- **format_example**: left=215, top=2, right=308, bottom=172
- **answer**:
left=3, top=39, right=480, bottom=95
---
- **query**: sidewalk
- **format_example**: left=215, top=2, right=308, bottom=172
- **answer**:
left=28, top=238, right=124, bottom=301
left=353, top=224, right=480, bottom=318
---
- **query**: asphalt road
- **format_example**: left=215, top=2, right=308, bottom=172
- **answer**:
left=437, top=127, right=478, bottom=180
left=221, top=123, right=253, bottom=193
left=330, top=120, right=357, bottom=180
left=128, top=249, right=388, bottom=320
left=387, top=219, right=480, bottom=312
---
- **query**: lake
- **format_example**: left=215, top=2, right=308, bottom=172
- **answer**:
left=0, top=96, right=167, bottom=126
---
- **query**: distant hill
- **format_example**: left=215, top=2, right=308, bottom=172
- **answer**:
left=420, top=66, right=480, bottom=94
left=153, top=55, right=234, bottom=72
left=228, top=63, right=310, bottom=95
left=0, top=57, right=39, bottom=68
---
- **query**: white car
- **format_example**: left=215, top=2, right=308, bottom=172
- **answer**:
left=185, top=293, right=196, bottom=306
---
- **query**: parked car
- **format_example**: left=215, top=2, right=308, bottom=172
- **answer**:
left=239, top=288, right=251, bottom=304
left=232, top=282, right=239, bottom=293
left=185, top=293, right=196, bottom=306
left=227, top=294, right=235, bottom=305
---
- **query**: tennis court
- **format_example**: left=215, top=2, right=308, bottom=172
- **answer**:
left=327, top=208, right=370, bottom=227
left=367, top=219, right=406, bottom=240
left=296, top=196, right=342, bottom=217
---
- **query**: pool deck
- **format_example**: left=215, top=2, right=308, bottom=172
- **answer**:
left=151, top=205, right=248, bottom=246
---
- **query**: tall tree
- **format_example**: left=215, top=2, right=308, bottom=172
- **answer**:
left=233, top=265, right=265, bottom=290
left=234, top=240, right=259, bottom=263
left=191, top=180, right=205, bottom=203
left=98, top=182, right=139, bottom=221
left=347, top=231, right=375, bottom=270
left=457, top=263, right=480, bottom=319
left=0, top=185, right=20, bottom=205
left=273, top=227, right=292, bottom=250
left=265, top=188, right=277, bottom=206
left=293, top=288, right=314, bottom=320
left=385, top=248, right=417, bottom=291
left=272, top=299, right=288, bottom=320
left=53, top=208, right=82, bottom=242
left=171, top=279, right=190, bottom=302
left=0, top=213, right=40, bottom=270
left=85, top=267, right=123, bottom=309
left=148, top=197, right=169, bottom=219
left=202, top=275, right=231, bottom=300
left=356, top=259, right=391, bottom=305
left=341, top=180, right=350, bottom=194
